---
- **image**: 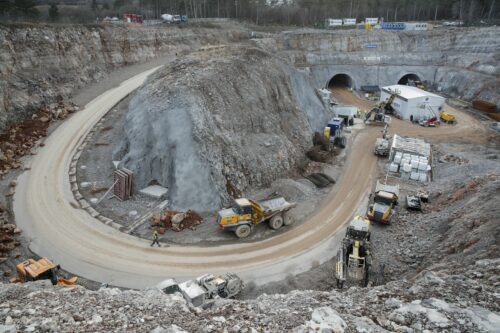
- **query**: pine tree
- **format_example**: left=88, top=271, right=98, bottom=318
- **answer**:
left=49, top=3, right=58, bottom=21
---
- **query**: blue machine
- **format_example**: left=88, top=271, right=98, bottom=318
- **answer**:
left=327, top=117, right=347, bottom=148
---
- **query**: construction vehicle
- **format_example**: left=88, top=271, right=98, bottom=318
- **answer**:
left=157, top=273, right=243, bottom=307
left=367, top=181, right=399, bottom=224
left=406, top=195, right=422, bottom=211
left=439, top=111, right=456, bottom=124
left=374, top=138, right=390, bottom=156
left=218, top=197, right=296, bottom=238
left=419, top=105, right=441, bottom=127
left=365, top=93, right=397, bottom=125
left=10, top=258, right=77, bottom=286
left=335, top=216, right=372, bottom=289
left=324, top=117, right=347, bottom=148
left=408, top=79, right=426, bottom=90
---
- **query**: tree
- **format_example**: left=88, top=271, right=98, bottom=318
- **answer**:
left=49, top=3, right=58, bottom=21
left=91, top=0, right=98, bottom=11
left=14, top=0, right=38, bottom=17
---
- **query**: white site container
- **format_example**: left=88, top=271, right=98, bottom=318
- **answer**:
left=389, top=163, right=399, bottom=173
left=410, top=171, right=420, bottom=180
left=402, top=163, right=412, bottom=173
left=401, top=172, right=410, bottom=180
left=403, top=153, right=411, bottom=160
left=418, top=172, right=427, bottom=182
left=411, top=154, right=419, bottom=161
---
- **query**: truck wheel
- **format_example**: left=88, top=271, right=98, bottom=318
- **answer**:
left=283, top=212, right=294, bottom=226
left=339, top=137, right=346, bottom=149
left=269, top=214, right=284, bottom=230
left=235, top=225, right=251, bottom=238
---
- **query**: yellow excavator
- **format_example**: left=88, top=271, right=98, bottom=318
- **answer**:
left=10, top=258, right=77, bottom=286
left=364, top=93, right=396, bottom=125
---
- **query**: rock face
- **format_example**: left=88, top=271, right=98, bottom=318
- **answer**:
left=0, top=23, right=248, bottom=129
left=114, top=47, right=328, bottom=210
left=269, top=27, right=500, bottom=105
left=0, top=259, right=499, bottom=332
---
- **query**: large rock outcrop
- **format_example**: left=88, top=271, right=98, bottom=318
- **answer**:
left=114, top=47, right=329, bottom=211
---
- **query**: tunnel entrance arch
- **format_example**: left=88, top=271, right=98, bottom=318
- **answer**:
left=398, top=73, right=421, bottom=85
left=328, top=74, right=355, bottom=89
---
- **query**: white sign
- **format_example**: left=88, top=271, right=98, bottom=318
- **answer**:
left=363, top=56, right=381, bottom=62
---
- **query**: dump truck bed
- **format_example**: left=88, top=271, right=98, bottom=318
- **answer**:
left=375, top=181, right=399, bottom=198
left=260, top=197, right=296, bottom=217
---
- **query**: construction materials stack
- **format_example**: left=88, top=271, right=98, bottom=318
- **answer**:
left=113, top=168, right=133, bottom=200
left=388, top=134, right=431, bottom=182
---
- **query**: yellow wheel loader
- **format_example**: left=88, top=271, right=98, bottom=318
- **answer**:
left=335, top=216, right=372, bottom=288
left=10, top=258, right=77, bottom=286
left=218, top=197, right=296, bottom=238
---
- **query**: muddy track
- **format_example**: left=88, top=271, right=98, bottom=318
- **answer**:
left=12, top=71, right=487, bottom=289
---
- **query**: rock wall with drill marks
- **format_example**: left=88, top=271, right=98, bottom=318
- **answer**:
left=0, top=24, right=248, bottom=130
left=114, top=48, right=329, bottom=211
left=271, top=27, right=500, bottom=104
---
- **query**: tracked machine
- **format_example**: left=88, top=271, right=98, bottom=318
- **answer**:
left=335, top=216, right=373, bottom=289
left=364, top=93, right=397, bottom=125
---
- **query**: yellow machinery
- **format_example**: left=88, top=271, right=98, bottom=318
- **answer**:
left=440, top=111, right=457, bottom=124
left=335, top=216, right=372, bottom=288
left=10, top=258, right=77, bottom=286
left=367, top=181, right=399, bottom=224
left=218, top=197, right=296, bottom=238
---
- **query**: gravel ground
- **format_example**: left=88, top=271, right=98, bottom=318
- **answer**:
left=75, top=92, right=360, bottom=244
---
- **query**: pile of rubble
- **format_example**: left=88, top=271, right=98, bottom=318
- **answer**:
left=0, top=223, right=21, bottom=264
left=0, top=258, right=498, bottom=332
left=0, top=101, right=79, bottom=175
left=151, top=210, right=203, bottom=232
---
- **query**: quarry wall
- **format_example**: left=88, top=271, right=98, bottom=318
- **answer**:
left=0, top=23, right=248, bottom=129
left=271, top=27, right=500, bottom=103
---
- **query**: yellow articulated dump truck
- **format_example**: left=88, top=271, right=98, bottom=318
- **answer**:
left=218, top=197, right=296, bottom=238
left=10, top=258, right=77, bottom=286
left=367, top=181, right=399, bottom=224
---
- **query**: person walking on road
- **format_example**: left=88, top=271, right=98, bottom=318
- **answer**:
left=151, top=230, right=161, bottom=247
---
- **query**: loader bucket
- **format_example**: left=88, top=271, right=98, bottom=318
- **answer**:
left=56, top=277, right=78, bottom=286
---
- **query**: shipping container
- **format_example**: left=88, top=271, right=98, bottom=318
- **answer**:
left=326, top=19, right=343, bottom=27
left=343, top=18, right=357, bottom=25
left=365, top=17, right=379, bottom=25
left=472, top=100, right=497, bottom=113
left=381, top=22, right=405, bottom=30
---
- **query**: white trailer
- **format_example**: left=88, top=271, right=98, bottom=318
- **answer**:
left=333, top=105, right=358, bottom=126
left=326, top=19, right=343, bottom=27
left=343, top=18, right=357, bottom=25
left=365, top=17, right=379, bottom=25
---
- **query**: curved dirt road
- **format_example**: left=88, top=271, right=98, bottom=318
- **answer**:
left=13, top=71, right=486, bottom=289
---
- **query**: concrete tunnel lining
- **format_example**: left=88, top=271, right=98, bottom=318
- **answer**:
left=328, top=74, right=355, bottom=89
left=398, top=73, right=422, bottom=85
